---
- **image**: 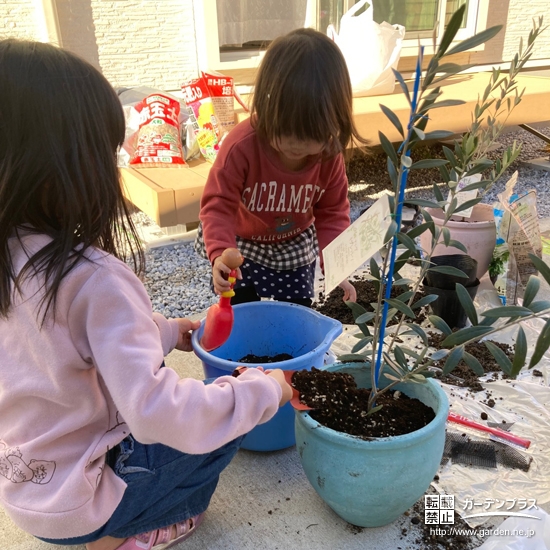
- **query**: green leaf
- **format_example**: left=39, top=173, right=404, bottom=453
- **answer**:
left=420, top=99, right=466, bottom=113
left=384, top=220, right=399, bottom=244
left=463, top=352, right=485, bottom=376
left=387, top=157, right=398, bottom=190
left=394, top=345, right=408, bottom=368
left=404, top=198, right=442, bottom=209
left=528, top=319, right=550, bottom=369
left=482, top=306, right=533, bottom=318
left=404, top=323, right=428, bottom=345
left=412, top=294, right=438, bottom=310
left=427, top=265, right=468, bottom=278
left=456, top=283, right=478, bottom=325
left=458, top=179, right=493, bottom=193
left=380, top=104, right=404, bottom=137
left=379, top=132, right=399, bottom=167
left=396, top=232, right=419, bottom=254
left=352, top=337, right=372, bottom=353
left=522, top=276, right=540, bottom=308
left=410, top=159, right=449, bottom=170
left=430, top=349, right=449, bottom=361
left=370, top=257, right=381, bottom=280
left=447, top=239, right=468, bottom=253
left=484, top=341, right=512, bottom=375
left=424, top=130, right=456, bottom=141
left=433, top=183, right=445, bottom=203
left=355, top=312, right=376, bottom=324
left=528, top=300, right=550, bottom=314
left=529, top=253, right=550, bottom=287
left=385, top=298, right=416, bottom=319
left=443, top=345, right=465, bottom=375
left=442, top=227, right=451, bottom=246
left=511, top=327, right=527, bottom=378
left=406, top=222, right=432, bottom=239
left=445, top=25, right=504, bottom=57
left=392, top=69, right=411, bottom=106
left=441, top=325, right=492, bottom=346
left=454, top=198, right=482, bottom=214
left=437, top=3, right=467, bottom=56
left=345, top=301, right=367, bottom=320
left=429, top=315, right=452, bottom=335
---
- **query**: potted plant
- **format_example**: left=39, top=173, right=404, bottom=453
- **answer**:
left=292, top=7, right=549, bottom=528
left=418, top=15, right=545, bottom=279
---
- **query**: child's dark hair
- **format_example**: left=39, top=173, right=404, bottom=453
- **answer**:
left=251, top=28, right=369, bottom=156
left=0, top=39, right=144, bottom=321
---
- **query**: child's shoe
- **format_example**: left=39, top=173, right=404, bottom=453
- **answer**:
left=116, top=513, right=204, bottom=549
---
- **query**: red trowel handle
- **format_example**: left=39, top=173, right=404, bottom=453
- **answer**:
left=200, top=248, right=243, bottom=352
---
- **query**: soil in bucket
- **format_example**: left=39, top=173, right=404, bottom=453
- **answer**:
left=291, top=367, right=435, bottom=438
left=236, top=353, right=293, bottom=363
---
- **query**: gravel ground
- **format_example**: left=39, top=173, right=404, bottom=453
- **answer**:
left=138, top=125, right=550, bottom=319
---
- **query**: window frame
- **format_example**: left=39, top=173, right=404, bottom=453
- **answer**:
left=193, top=0, right=489, bottom=73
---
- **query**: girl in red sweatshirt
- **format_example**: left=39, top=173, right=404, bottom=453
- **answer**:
left=196, top=28, right=369, bottom=307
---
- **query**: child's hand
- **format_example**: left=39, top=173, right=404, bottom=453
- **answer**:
left=266, top=369, right=293, bottom=407
left=174, top=318, right=201, bottom=351
left=339, top=280, right=357, bottom=302
left=212, top=255, right=242, bottom=295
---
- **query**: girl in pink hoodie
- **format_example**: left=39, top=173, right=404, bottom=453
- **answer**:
left=0, top=39, right=291, bottom=550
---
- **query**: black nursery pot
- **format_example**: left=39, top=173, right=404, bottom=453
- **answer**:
left=425, top=254, right=478, bottom=290
left=423, top=279, right=480, bottom=329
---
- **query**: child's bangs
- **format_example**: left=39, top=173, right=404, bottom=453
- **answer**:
left=271, top=91, right=339, bottom=145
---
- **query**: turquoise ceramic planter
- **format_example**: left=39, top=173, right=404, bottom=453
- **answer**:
left=192, top=302, right=342, bottom=451
left=295, top=363, right=449, bottom=527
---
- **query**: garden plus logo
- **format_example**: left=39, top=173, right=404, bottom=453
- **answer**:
left=425, top=495, right=540, bottom=524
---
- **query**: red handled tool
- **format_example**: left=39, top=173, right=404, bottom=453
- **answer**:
left=200, top=248, right=244, bottom=351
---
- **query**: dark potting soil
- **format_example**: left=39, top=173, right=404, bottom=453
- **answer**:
left=428, top=332, right=513, bottom=392
left=313, top=276, right=426, bottom=326
left=291, top=367, right=435, bottom=439
left=237, top=353, right=294, bottom=363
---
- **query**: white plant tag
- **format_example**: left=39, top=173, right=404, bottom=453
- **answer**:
left=323, top=194, right=392, bottom=296
left=448, top=173, right=482, bottom=218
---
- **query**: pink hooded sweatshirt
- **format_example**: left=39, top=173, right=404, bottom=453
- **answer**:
left=0, top=232, right=281, bottom=539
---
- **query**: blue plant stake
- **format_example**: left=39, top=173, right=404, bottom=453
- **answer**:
left=373, top=47, right=424, bottom=388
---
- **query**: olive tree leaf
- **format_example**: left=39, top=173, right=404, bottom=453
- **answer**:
left=441, top=325, right=492, bottom=346
left=529, top=300, right=550, bottom=314
left=445, top=25, right=504, bottom=57
left=482, top=306, right=533, bottom=318
left=443, top=345, right=465, bottom=374
left=427, top=265, right=468, bottom=278
left=456, top=283, right=478, bottom=325
left=484, top=341, right=512, bottom=375
left=462, top=352, right=485, bottom=376
left=412, top=294, right=438, bottom=310
left=385, top=298, right=416, bottom=319
left=528, top=319, right=550, bottom=370
left=380, top=104, right=405, bottom=137
left=529, top=253, right=550, bottom=287
left=511, top=326, right=527, bottom=378
left=410, top=159, right=450, bottom=170
left=429, top=315, right=452, bottom=336
left=522, top=276, right=540, bottom=308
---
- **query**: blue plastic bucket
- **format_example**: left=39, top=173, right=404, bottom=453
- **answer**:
left=192, top=301, right=342, bottom=451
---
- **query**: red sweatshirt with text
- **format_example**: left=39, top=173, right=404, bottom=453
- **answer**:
left=200, top=119, right=350, bottom=264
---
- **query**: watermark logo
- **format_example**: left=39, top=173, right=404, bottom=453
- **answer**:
left=425, top=495, right=540, bottom=524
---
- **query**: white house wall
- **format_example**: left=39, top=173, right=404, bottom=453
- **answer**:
left=0, top=0, right=549, bottom=91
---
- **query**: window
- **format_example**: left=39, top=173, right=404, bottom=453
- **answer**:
left=194, top=0, right=487, bottom=73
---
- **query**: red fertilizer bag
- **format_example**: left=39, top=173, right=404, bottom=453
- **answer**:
left=130, top=93, right=186, bottom=167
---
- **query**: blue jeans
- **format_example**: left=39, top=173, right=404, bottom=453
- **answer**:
left=38, top=433, right=243, bottom=545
